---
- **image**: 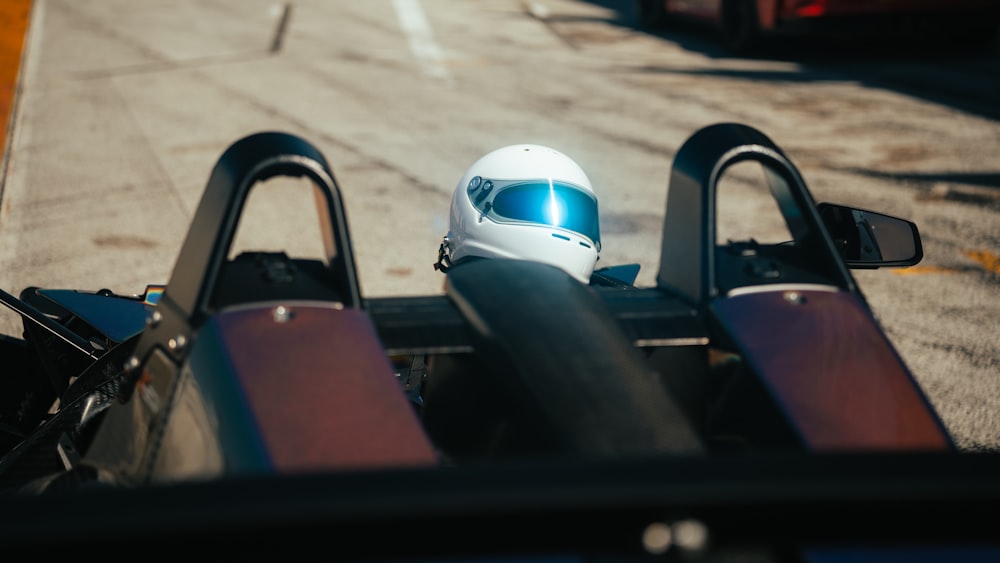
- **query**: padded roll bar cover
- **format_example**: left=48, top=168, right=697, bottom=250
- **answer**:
left=181, top=304, right=438, bottom=474
left=712, top=289, right=953, bottom=451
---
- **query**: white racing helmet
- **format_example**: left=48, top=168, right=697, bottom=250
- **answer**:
left=437, top=144, right=601, bottom=283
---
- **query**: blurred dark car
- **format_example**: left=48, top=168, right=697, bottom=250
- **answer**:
left=635, top=0, right=1000, bottom=53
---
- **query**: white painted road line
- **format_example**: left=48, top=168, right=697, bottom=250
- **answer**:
left=392, top=0, right=452, bottom=83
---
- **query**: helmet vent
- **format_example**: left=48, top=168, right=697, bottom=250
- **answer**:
left=552, top=233, right=570, bottom=241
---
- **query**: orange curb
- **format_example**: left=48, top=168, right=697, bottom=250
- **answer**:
left=0, top=0, right=34, bottom=176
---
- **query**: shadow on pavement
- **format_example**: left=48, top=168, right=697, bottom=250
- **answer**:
left=576, top=0, right=1000, bottom=124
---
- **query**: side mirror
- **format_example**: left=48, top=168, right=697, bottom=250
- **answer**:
left=817, top=203, right=923, bottom=268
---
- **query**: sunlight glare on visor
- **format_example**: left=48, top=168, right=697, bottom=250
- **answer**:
left=543, top=179, right=563, bottom=227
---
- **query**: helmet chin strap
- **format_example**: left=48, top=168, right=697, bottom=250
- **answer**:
left=434, top=238, right=452, bottom=273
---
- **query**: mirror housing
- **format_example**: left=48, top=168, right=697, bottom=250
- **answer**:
left=817, top=203, right=923, bottom=269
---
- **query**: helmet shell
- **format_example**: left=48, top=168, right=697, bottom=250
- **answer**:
left=446, top=144, right=600, bottom=283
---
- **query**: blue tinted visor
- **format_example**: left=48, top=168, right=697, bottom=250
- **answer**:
left=467, top=177, right=600, bottom=246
